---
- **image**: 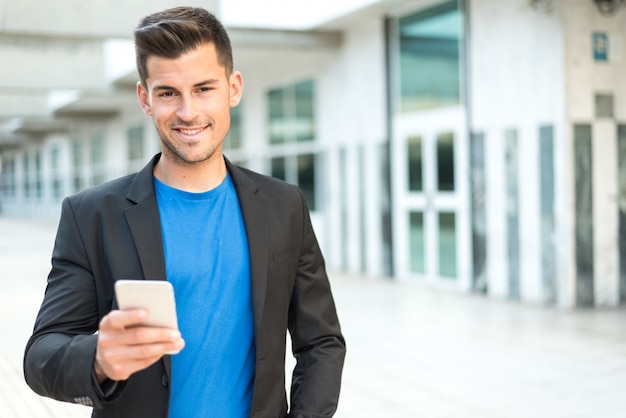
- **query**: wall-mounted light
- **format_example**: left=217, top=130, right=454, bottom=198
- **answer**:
left=593, top=0, right=624, bottom=16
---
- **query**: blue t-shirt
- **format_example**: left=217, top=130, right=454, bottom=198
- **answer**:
left=155, top=174, right=255, bottom=418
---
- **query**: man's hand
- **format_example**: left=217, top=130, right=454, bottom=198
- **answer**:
left=94, top=308, right=185, bottom=383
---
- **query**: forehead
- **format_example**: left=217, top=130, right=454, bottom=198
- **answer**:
left=144, top=42, right=226, bottom=87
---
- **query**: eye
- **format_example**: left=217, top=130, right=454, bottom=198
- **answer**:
left=159, top=91, right=175, bottom=97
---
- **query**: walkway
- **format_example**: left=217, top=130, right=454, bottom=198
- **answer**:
left=1, top=216, right=625, bottom=417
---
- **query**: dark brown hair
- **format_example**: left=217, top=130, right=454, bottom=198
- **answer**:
left=134, top=7, right=233, bottom=86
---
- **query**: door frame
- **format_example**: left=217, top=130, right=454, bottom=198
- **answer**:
left=391, top=106, right=471, bottom=291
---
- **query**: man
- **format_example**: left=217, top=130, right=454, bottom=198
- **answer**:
left=24, top=7, right=345, bottom=418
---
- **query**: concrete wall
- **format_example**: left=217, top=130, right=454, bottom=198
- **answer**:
left=469, top=0, right=626, bottom=307
left=563, top=0, right=626, bottom=307
left=469, top=0, right=566, bottom=304
left=2, top=0, right=625, bottom=308
left=232, top=14, right=389, bottom=275
left=318, top=17, right=388, bottom=276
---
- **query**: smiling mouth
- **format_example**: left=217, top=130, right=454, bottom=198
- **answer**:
left=176, top=126, right=206, bottom=135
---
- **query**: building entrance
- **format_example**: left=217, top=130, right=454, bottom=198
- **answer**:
left=392, top=108, right=470, bottom=290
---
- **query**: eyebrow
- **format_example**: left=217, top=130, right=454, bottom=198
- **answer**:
left=152, top=79, right=220, bottom=92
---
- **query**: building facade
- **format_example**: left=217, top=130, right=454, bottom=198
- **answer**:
left=1, top=0, right=625, bottom=308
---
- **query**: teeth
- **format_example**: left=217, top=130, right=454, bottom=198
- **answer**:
left=179, top=127, right=203, bottom=135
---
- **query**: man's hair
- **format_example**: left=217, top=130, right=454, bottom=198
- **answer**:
left=134, top=7, right=233, bottom=86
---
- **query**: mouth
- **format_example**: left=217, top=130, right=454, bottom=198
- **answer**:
left=174, top=125, right=209, bottom=138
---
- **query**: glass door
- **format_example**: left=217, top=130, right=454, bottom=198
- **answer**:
left=392, top=108, right=470, bottom=290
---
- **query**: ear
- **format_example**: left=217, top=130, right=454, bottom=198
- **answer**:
left=229, top=71, right=243, bottom=107
left=137, top=81, right=152, bottom=116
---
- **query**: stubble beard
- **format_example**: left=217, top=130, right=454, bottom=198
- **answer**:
left=156, top=121, right=224, bottom=167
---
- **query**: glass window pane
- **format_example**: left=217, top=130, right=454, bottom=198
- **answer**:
left=72, top=140, right=82, bottom=167
left=227, top=104, right=242, bottom=149
left=90, top=135, right=104, bottom=165
left=595, top=93, right=613, bottom=118
left=409, top=211, right=425, bottom=273
left=574, top=124, right=594, bottom=306
left=127, top=126, right=144, bottom=161
left=1, top=156, right=16, bottom=198
left=298, top=153, right=316, bottom=211
left=295, top=80, right=314, bottom=142
left=407, top=135, right=423, bottom=191
left=72, top=140, right=84, bottom=192
left=268, top=89, right=285, bottom=144
left=438, top=211, right=457, bottom=278
left=268, top=80, right=316, bottom=144
left=50, top=146, right=60, bottom=170
left=618, top=124, right=626, bottom=303
left=437, top=132, right=455, bottom=191
left=399, top=1, right=462, bottom=112
left=50, top=146, right=62, bottom=199
left=35, top=151, right=42, bottom=198
left=23, top=153, right=30, bottom=198
left=271, top=157, right=286, bottom=181
left=540, top=125, right=556, bottom=303
left=90, top=134, right=105, bottom=186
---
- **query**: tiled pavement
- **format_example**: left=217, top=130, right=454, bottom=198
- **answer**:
left=1, top=216, right=626, bottom=417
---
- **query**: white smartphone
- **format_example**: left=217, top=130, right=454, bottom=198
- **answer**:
left=114, top=280, right=179, bottom=330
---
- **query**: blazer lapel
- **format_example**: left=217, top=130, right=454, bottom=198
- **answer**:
left=122, top=156, right=269, bottom=380
left=123, top=154, right=167, bottom=282
left=122, top=154, right=172, bottom=379
left=227, top=159, right=269, bottom=338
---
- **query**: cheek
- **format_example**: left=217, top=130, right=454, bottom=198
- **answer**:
left=150, top=106, right=174, bottom=125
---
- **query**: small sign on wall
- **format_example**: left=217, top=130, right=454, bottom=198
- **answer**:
left=593, top=32, right=608, bottom=62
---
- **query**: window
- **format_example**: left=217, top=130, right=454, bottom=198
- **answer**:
left=225, top=104, right=243, bottom=150
left=574, top=124, right=594, bottom=306
left=268, top=80, right=315, bottom=144
left=50, top=146, right=63, bottom=199
left=294, top=81, right=315, bottom=142
left=127, top=125, right=145, bottom=162
left=297, top=154, right=316, bottom=210
left=34, top=151, right=42, bottom=199
left=409, top=211, right=425, bottom=273
left=127, top=125, right=145, bottom=174
left=438, top=211, right=457, bottom=278
left=618, top=125, right=626, bottom=303
left=270, top=154, right=318, bottom=211
left=398, top=1, right=463, bottom=112
left=266, top=79, right=318, bottom=210
left=271, top=156, right=286, bottom=180
left=0, top=155, right=16, bottom=198
left=407, top=136, right=423, bottom=191
left=437, top=132, right=455, bottom=191
left=90, top=134, right=105, bottom=186
left=595, top=93, right=614, bottom=118
left=23, top=153, right=30, bottom=198
left=71, top=140, right=84, bottom=192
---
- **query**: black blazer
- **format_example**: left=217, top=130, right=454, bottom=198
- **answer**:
left=24, top=154, right=346, bottom=418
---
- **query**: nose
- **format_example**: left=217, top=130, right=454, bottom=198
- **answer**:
left=176, top=95, right=199, bottom=122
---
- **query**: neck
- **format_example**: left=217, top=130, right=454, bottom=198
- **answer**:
left=154, top=152, right=227, bottom=193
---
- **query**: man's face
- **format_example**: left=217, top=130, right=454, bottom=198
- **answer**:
left=137, top=42, right=242, bottom=166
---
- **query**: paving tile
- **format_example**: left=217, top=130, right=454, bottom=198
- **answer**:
left=2, top=216, right=626, bottom=417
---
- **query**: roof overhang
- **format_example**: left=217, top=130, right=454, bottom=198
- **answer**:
left=52, top=91, right=137, bottom=118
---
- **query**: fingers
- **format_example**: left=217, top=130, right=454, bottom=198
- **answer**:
left=99, top=308, right=149, bottom=330
left=99, top=322, right=182, bottom=348
left=95, top=337, right=185, bottom=381
left=95, top=309, right=185, bottom=382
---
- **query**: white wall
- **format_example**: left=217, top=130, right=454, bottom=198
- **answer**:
left=233, top=15, right=389, bottom=276
left=563, top=0, right=626, bottom=307
left=318, top=17, right=388, bottom=275
left=469, top=0, right=566, bottom=303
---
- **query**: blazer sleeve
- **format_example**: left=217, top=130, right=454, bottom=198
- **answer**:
left=23, top=197, right=124, bottom=409
left=287, top=189, right=346, bottom=417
